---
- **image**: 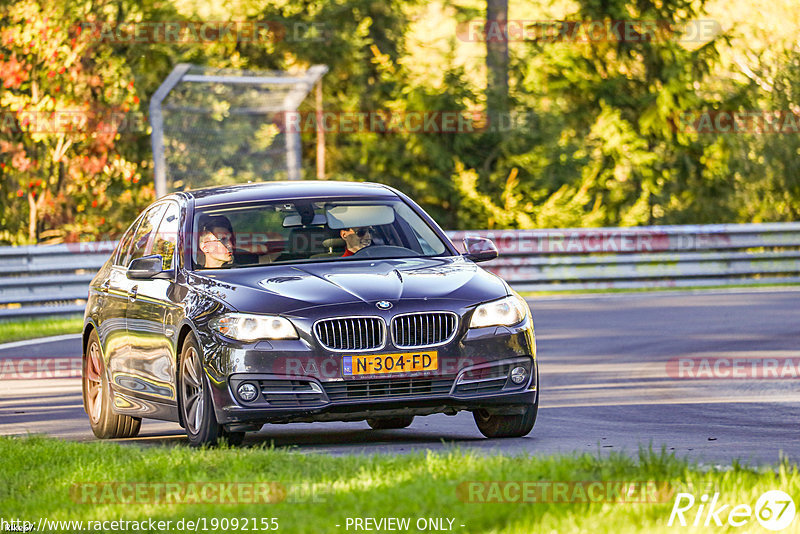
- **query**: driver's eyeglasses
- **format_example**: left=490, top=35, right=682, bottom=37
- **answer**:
left=355, top=227, right=373, bottom=237
left=202, top=235, right=233, bottom=246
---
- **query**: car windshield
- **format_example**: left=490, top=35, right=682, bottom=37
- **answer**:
left=192, top=198, right=449, bottom=269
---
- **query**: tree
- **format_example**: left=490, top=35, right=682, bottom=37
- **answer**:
left=0, top=0, right=180, bottom=244
left=499, top=0, right=735, bottom=227
left=485, top=0, right=509, bottom=118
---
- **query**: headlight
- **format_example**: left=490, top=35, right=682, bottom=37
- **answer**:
left=469, top=295, right=528, bottom=328
left=210, top=313, right=299, bottom=341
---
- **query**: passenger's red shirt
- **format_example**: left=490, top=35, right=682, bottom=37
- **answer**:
left=342, top=249, right=355, bottom=257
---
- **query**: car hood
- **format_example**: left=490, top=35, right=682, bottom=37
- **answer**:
left=187, top=256, right=508, bottom=315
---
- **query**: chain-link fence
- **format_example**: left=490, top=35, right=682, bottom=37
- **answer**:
left=150, top=64, right=327, bottom=197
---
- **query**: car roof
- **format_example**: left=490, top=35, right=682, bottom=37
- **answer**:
left=182, top=180, right=399, bottom=207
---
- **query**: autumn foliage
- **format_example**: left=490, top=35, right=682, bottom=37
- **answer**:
left=0, top=1, right=152, bottom=244
left=1, top=0, right=799, bottom=245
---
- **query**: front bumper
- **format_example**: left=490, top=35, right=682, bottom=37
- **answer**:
left=199, top=314, right=537, bottom=426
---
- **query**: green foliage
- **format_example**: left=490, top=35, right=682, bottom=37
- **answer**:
left=0, top=0, right=798, bottom=244
left=725, top=46, right=800, bottom=221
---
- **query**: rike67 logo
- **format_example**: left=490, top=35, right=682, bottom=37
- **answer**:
left=668, top=490, right=796, bottom=531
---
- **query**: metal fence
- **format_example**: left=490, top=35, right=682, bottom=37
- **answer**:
left=150, top=64, right=328, bottom=197
left=449, top=222, right=800, bottom=292
left=0, top=242, right=116, bottom=319
left=1, top=223, right=798, bottom=320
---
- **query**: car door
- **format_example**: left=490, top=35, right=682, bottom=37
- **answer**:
left=97, top=216, right=141, bottom=382
left=125, top=201, right=182, bottom=405
left=109, top=203, right=167, bottom=401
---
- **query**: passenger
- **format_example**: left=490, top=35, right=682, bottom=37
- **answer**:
left=340, top=226, right=373, bottom=257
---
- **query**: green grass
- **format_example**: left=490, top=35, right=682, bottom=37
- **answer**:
left=0, top=436, right=797, bottom=533
left=0, top=315, right=83, bottom=344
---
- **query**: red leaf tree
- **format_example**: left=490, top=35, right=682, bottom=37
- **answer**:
left=0, top=1, right=154, bottom=244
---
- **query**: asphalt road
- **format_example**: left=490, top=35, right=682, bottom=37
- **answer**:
left=2, top=289, right=798, bottom=466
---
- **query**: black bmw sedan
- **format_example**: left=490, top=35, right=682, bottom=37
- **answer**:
left=82, top=181, right=538, bottom=446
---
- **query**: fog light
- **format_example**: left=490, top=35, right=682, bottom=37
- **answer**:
left=237, top=382, right=258, bottom=402
left=510, top=366, right=527, bottom=384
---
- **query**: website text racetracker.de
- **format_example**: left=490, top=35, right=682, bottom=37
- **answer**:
left=63, top=228, right=732, bottom=257
left=0, top=517, right=279, bottom=532
left=449, top=229, right=728, bottom=255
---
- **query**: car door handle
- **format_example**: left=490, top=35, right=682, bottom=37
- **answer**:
left=128, top=286, right=138, bottom=302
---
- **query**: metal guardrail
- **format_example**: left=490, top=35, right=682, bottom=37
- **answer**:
left=449, top=222, right=800, bottom=291
left=0, top=242, right=116, bottom=319
left=0, top=223, right=798, bottom=320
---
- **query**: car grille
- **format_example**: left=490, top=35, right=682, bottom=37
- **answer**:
left=391, top=312, right=458, bottom=348
left=323, top=377, right=453, bottom=401
left=314, top=317, right=384, bottom=351
left=258, top=380, right=325, bottom=407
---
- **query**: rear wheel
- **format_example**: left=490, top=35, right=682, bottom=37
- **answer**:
left=473, top=402, right=538, bottom=438
left=179, top=333, right=245, bottom=447
left=366, top=415, right=415, bottom=430
left=82, top=330, right=141, bottom=439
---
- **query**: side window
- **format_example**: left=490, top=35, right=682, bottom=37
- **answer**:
left=151, top=203, right=180, bottom=270
left=114, top=219, right=141, bottom=267
left=124, top=204, right=167, bottom=267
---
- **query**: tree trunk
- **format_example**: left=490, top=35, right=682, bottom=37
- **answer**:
left=27, top=191, right=37, bottom=243
left=486, top=0, right=509, bottom=121
left=316, top=81, right=325, bottom=179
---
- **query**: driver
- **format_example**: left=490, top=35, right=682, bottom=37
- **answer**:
left=340, top=226, right=373, bottom=257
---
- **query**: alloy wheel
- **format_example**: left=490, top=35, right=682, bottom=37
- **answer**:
left=85, top=340, right=104, bottom=425
left=181, top=346, right=204, bottom=435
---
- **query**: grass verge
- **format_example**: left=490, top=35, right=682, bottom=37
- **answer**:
left=0, top=315, right=82, bottom=344
left=0, top=436, right=796, bottom=533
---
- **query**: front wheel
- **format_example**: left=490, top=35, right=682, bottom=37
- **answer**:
left=179, top=333, right=245, bottom=447
left=82, top=330, right=141, bottom=439
left=473, top=402, right=538, bottom=438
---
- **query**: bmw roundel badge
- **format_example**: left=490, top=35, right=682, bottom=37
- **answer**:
left=376, top=300, right=393, bottom=310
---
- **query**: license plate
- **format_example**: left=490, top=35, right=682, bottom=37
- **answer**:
left=343, top=351, right=438, bottom=376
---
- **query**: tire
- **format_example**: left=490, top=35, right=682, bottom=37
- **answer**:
left=178, top=333, right=245, bottom=447
left=473, top=401, right=538, bottom=439
left=366, top=415, right=415, bottom=430
left=82, top=330, right=141, bottom=439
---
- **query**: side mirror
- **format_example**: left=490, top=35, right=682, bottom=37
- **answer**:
left=127, top=255, right=173, bottom=280
left=463, top=236, right=499, bottom=263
